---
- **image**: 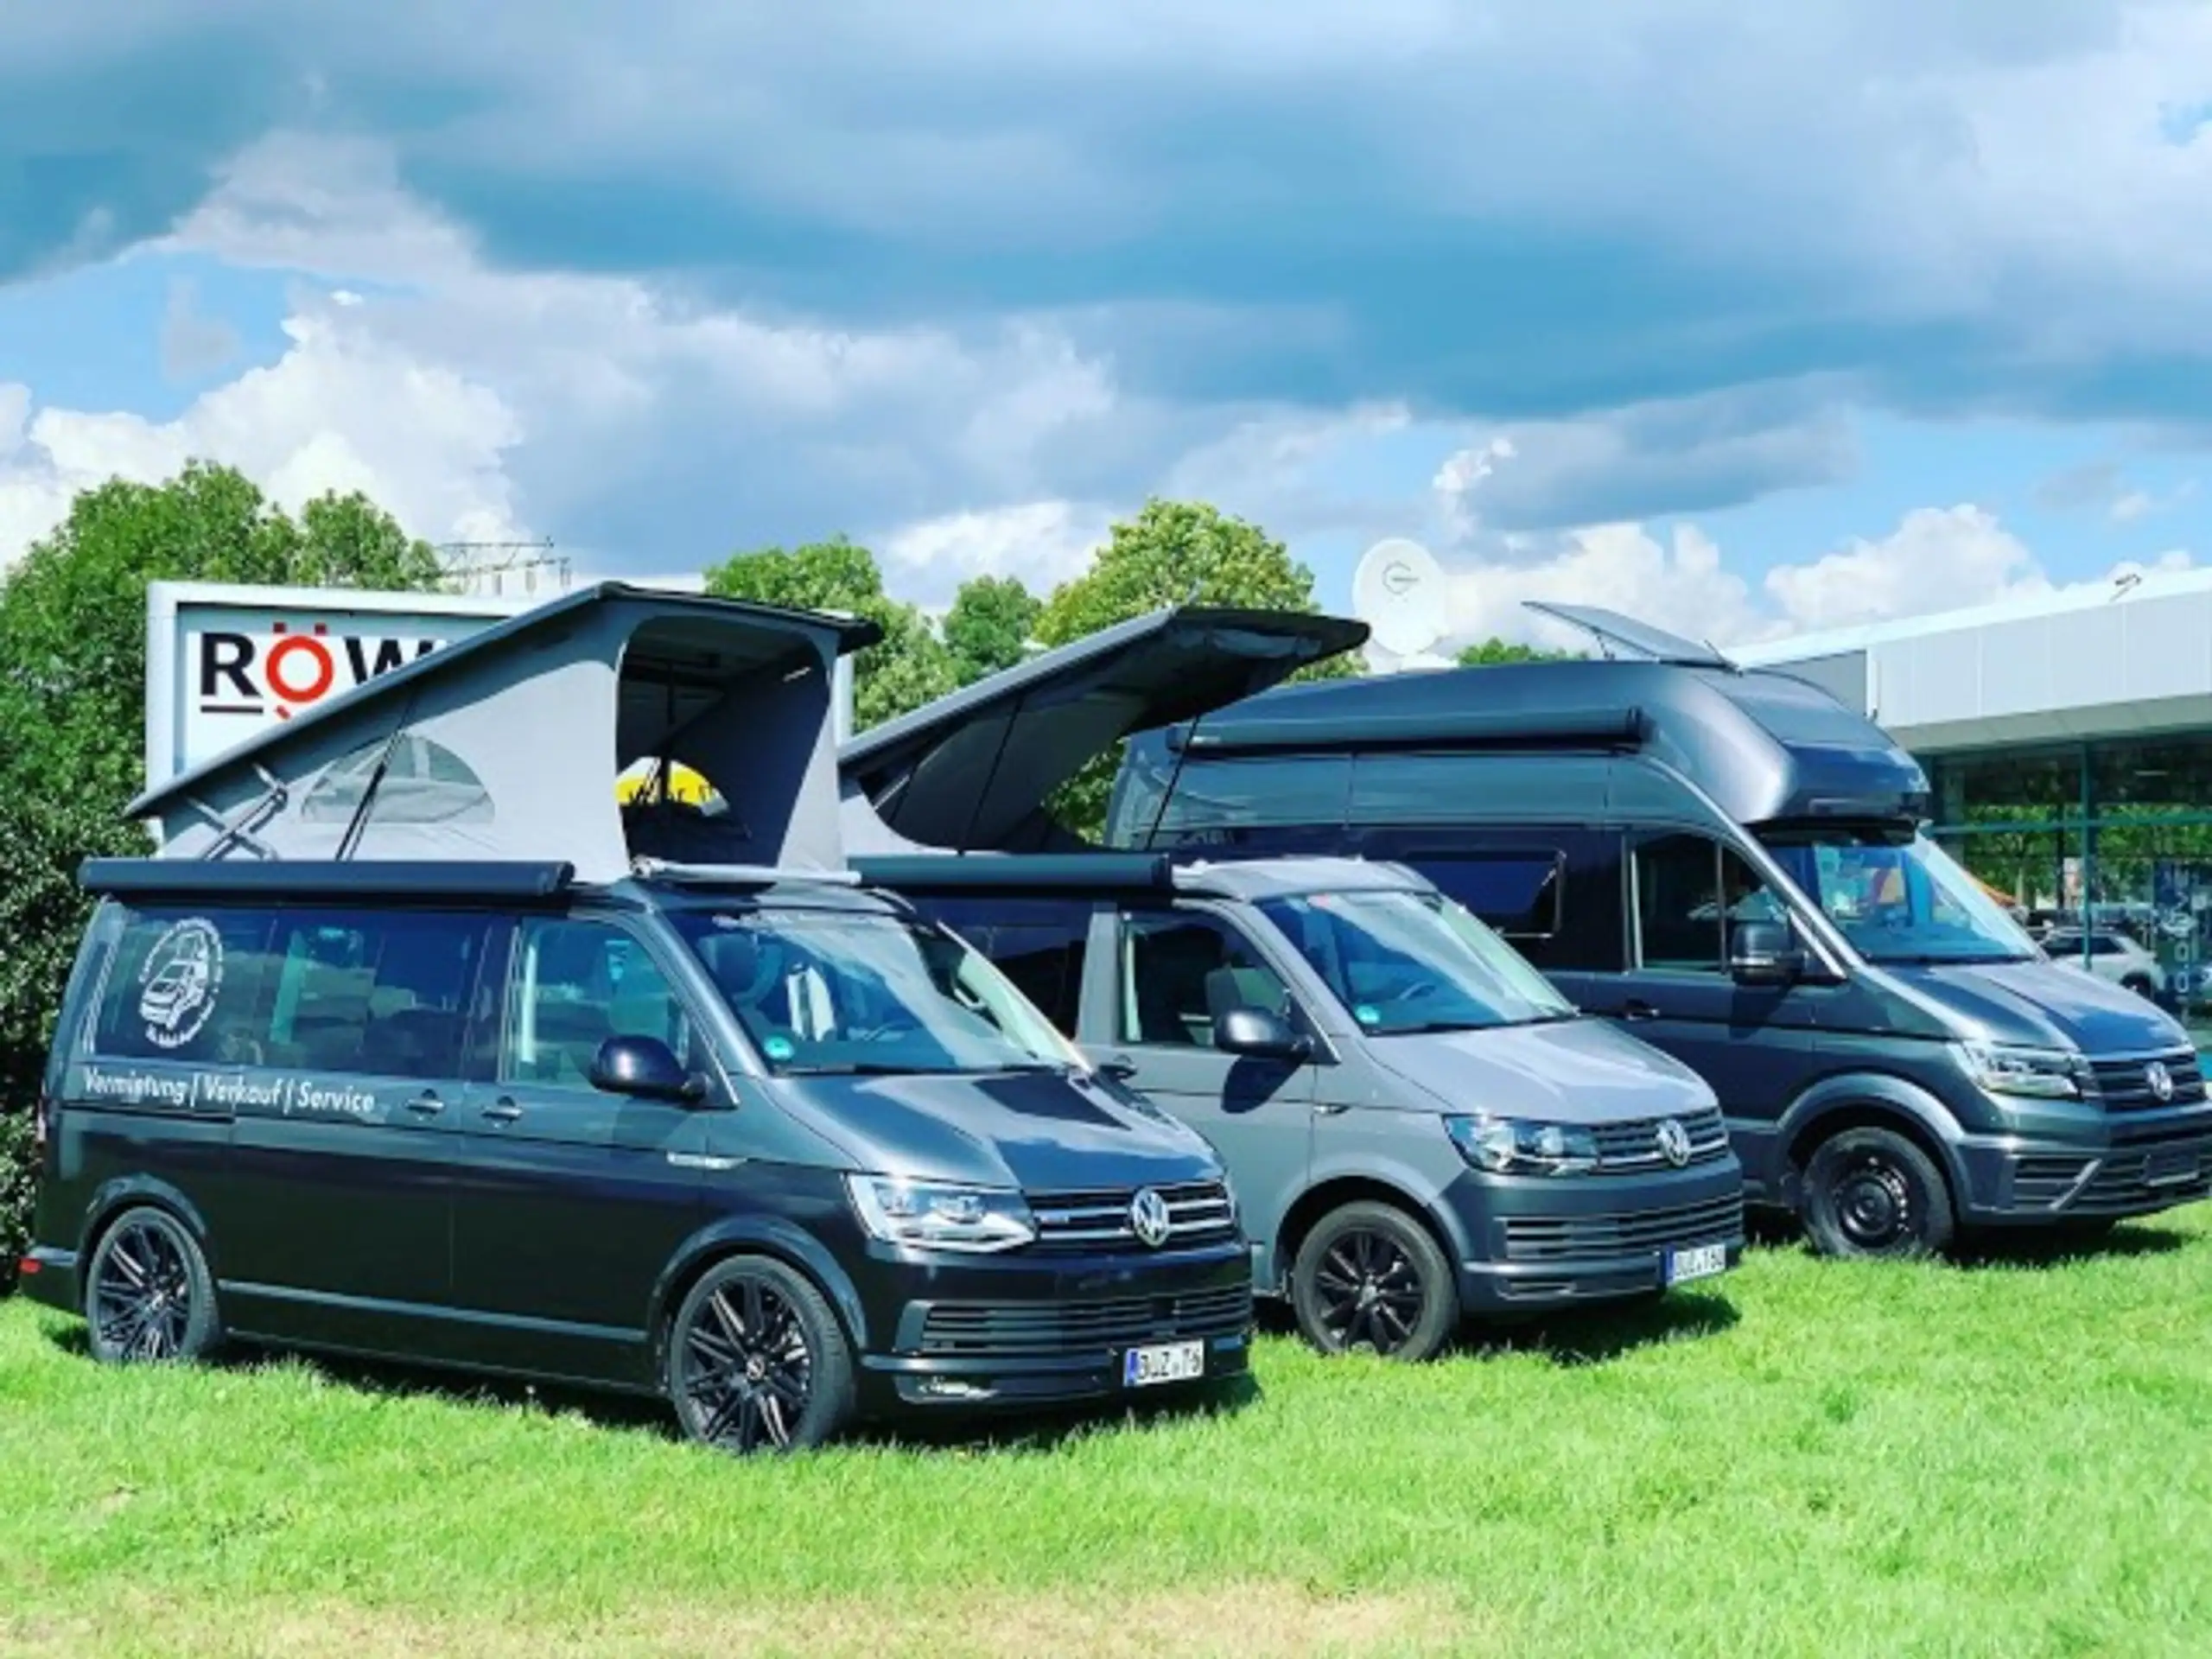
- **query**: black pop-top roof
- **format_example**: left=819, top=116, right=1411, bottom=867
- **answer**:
left=840, top=605, right=1369, bottom=853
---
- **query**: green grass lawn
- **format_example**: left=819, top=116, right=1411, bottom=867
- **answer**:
left=4, top=1211, right=2211, bottom=1658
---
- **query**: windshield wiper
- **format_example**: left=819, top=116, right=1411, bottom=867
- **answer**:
left=781, top=1061, right=921, bottom=1077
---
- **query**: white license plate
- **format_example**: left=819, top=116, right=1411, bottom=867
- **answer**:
left=1664, top=1243, right=1729, bottom=1285
left=1123, top=1340, right=1205, bottom=1388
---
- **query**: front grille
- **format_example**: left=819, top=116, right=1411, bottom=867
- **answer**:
left=1591, top=1107, right=1731, bottom=1173
left=1503, top=1191, right=1743, bottom=1265
left=917, top=1284, right=1253, bottom=1358
left=1028, top=1181, right=1236, bottom=1253
left=2070, top=1141, right=2212, bottom=1215
left=2090, top=1049, right=2209, bottom=1112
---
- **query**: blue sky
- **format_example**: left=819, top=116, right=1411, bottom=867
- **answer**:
left=4, top=1, right=2212, bottom=648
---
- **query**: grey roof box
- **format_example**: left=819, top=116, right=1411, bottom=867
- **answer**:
left=127, top=581, right=880, bottom=883
left=839, top=606, right=1367, bottom=854
left=1158, top=603, right=1929, bottom=826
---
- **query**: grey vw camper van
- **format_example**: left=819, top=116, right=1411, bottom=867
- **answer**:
left=842, top=610, right=1745, bottom=1361
left=1104, top=603, right=2212, bottom=1259
left=18, top=586, right=1252, bottom=1453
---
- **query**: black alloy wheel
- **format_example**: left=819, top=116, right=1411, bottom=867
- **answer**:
left=1290, top=1200, right=1458, bottom=1362
left=1802, top=1126, right=1957, bottom=1260
left=667, top=1255, right=854, bottom=1455
left=86, top=1206, right=221, bottom=1365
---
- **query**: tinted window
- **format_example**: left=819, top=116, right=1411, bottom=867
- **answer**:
left=1415, top=854, right=1562, bottom=938
left=92, top=908, right=283, bottom=1065
left=1633, top=835, right=1783, bottom=973
left=505, top=918, right=691, bottom=1089
left=1118, top=911, right=1293, bottom=1047
left=908, top=897, right=1090, bottom=1036
left=1154, top=755, right=1350, bottom=847
left=92, top=905, right=488, bottom=1081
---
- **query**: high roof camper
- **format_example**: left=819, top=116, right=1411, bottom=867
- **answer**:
left=20, top=583, right=1251, bottom=1454
left=842, top=608, right=1745, bottom=1361
left=1102, top=602, right=2212, bottom=1259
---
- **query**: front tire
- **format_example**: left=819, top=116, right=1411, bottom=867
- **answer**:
left=85, top=1205, right=222, bottom=1365
left=1289, top=1200, right=1459, bottom=1362
left=1802, top=1127, right=1956, bottom=1260
left=666, top=1255, right=855, bottom=1455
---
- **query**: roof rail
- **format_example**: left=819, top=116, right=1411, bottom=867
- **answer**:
left=79, top=857, right=576, bottom=900
left=630, top=857, right=862, bottom=887
left=851, top=852, right=1177, bottom=895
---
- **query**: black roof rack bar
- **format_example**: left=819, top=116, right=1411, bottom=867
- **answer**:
left=1171, top=706, right=1649, bottom=757
left=78, top=858, right=577, bottom=901
left=852, top=853, right=1177, bottom=896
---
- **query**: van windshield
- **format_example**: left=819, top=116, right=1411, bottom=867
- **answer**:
left=671, top=908, right=1086, bottom=1077
left=1256, top=888, right=1577, bottom=1034
left=1757, top=828, right=2038, bottom=965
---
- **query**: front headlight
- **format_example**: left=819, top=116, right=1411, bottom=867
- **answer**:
left=845, top=1175, right=1037, bottom=1252
left=1445, top=1113, right=1600, bottom=1175
left=1952, top=1041, right=2085, bottom=1100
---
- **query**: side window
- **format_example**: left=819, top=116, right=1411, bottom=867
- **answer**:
left=262, top=908, right=489, bottom=1078
left=1118, top=911, right=1292, bottom=1048
left=1153, top=755, right=1351, bottom=849
left=1632, top=835, right=1782, bottom=973
left=920, top=898, right=1090, bottom=1036
left=505, top=918, right=690, bottom=1090
left=1417, top=854, right=1563, bottom=940
left=91, top=907, right=283, bottom=1065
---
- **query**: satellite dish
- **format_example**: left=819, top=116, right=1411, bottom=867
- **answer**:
left=1353, top=537, right=1447, bottom=658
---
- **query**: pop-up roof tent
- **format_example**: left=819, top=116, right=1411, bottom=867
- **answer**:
left=839, top=606, right=1370, bottom=854
left=124, top=582, right=881, bottom=884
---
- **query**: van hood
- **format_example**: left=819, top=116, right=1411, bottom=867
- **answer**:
left=1882, top=958, right=2191, bottom=1057
left=778, top=1065, right=1226, bottom=1192
left=839, top=605, right=1366, bottom=853
left=1363, top=1016, right=1719, bottom=1123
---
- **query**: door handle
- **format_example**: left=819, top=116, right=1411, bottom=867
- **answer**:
left=1314, top=1102, right=1351, bottom=1116
left=404, top=1090, right=445, bottom=1116
left=1622, top=999, right=1659, bottom=1021
left=480, top=1098, right=523, bottom=1122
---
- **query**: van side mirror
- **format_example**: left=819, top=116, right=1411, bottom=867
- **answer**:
left=591, top=1034, right=706, bottom=1103
left=1214, top=1006, right=1313, bottom=1062
left=1729, top=919, right=1803, bottom=986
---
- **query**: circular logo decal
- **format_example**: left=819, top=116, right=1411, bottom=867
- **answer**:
left=1655, top=1118, right=1693, bottom=1168
left=1354, top=1004, right=1381, bottom=1028
left=1128, top=1187, right=1173, bottom=1249
left=137, top=918, right=225, bottom=1051
left=2147, top=1060, right=2174, bottom=1103
left=763, top=1034, right=796, bottom=1063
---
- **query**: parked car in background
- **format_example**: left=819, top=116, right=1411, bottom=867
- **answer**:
left=2044, top=929, right=2166, bottom=999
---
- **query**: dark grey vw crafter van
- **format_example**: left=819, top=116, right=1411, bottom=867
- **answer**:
left=841, top=610, right=1746, bottom=1362
left=1101, top=602, right=2212, bottom=1259
left=17, top=586, right=1250, bottom=1454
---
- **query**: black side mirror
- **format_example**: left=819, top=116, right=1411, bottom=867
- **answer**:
left=591, top=1034, right=706, bottom=1103
left=1729, top=919, right=1804, bottom=986
left=1213, top=1006, right=1313, bottom=1062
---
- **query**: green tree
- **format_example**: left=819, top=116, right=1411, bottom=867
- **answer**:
left=702, top=537, right=956, bottom=732
left=1035, top=499, right=1357, bottom=837
left=1455, top=636, right=1584, bottom=667
left=0, top=461, right=444, bottom=805
left=0, top=461, right=444, bottom=1291
left=943, top=574, right=1041, bottom=686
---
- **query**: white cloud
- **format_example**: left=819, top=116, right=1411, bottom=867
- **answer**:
left=880, top=499, right=1111, bottom=596
left=1761, top=505, right=2038, bottom=633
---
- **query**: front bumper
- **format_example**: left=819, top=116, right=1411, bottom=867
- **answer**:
left=1952, top=1112, right=2212, bottom=1225
left=853, top=1237, right=1254, bottom=1413
left=1449, top=1157, right=1746, bottom=1314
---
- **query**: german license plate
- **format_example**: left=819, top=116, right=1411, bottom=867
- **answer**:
left=1664, top=1243, right=1729, bottom=1285
left=2145, top=1147, right=2203, bottom=1187
left=1123, top=1340, right=1205, bottom=1388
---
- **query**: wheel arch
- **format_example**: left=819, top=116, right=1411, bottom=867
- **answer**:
left=1275, top=1171, right=1466, bottom=1298
left=76, top=1178, right=220, bottom=1287
left=1776, top=1073, right=1972, bottom=1213
left=645, top=1217, right=870, bottom=1379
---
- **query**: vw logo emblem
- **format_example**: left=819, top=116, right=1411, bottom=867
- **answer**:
left=2147, top=1061, right=2175, bottom=1103
left=1128, top=1188, right=1173, bottom=1249
left=1656, top=1119, right=1692, bottom=1168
